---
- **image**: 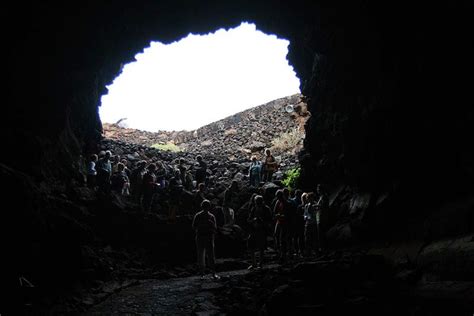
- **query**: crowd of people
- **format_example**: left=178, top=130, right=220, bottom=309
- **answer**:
left=85, top=148, right=329, bottom=279
left=86, top=150, right=212, bottom=216
left=191, top=183, right=329, bottom=278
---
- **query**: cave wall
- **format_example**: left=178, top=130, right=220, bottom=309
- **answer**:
left=4, top=1, right=473, bottom=239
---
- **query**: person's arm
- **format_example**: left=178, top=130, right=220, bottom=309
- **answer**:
left=272, top=202, right=279, bottom=219
left=248, top=207, right=255, bottom=223
left=211, top=215, right=217, bottom=232
left=223, top=190, right=228, bottom=206
left=303, top=204, right=309, bottom=220
left=192, top=214, right=197, bottom=231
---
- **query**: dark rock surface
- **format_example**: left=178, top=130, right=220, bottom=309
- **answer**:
left=84, top=250, right=474, bottom=315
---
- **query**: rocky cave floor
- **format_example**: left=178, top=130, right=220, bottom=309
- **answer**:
left=74, top=248, right=474, bottom=316
left=14, top=183, right=474, bottom=316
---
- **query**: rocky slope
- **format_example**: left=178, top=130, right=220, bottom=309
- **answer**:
left=103, top=93, right=308, bottom=164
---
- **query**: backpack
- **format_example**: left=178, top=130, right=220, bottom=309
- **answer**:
left=250, top=162, right=261, bottom=175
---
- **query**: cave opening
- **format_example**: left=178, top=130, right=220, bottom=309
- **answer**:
left=99, top=22, right=301, bottom=132
left=6, top=2, right=473, bottom=314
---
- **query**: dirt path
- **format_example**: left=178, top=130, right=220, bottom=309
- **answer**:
left=84, top=269, right=253, bottom=315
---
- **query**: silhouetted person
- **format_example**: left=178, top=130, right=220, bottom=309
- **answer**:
left=315, top=184, right=329, bottom=252
left=87, top=154, right=98, bottom=189
left=283, top=188, right=297, bottom=258
left=303, top=192, right=318, bottom=256
left=192, top=200, right=219, bottom=279
left=247, top=195, right=271, bottom=269
left=223, top=180, right=239, bottom=225
left=96, top=150, right=112, bottom=194
left=178, top=158, right=187, bottom=184
left=248, top=156, right=262, bottom=187
left=155, top=161, right=167, bottom=189
left=111, top=162, right=130, bottom=196
left=263, top=149, right=277, bottom=182
left=141, top=163, right=157, bottom=212
left=273, top=189, right=290, bottom=262
left=111, top=154, right=121, bottom=173
left=193, top=183, right=207, bottom=212
left=120, top=159, right=131, bottom=178
left=195, top=155, right=207, bottom=187
left=168, top=169, right=184, bottom=220
left=130, top=160, right=146, bottom=202
left=294, top=192, right=307, bottom=257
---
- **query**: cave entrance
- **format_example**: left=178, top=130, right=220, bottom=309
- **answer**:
left=99, top=22, right=301, bottom=132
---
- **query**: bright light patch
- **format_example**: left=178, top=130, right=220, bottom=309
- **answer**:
left=99, top=22, right=300, bottom=131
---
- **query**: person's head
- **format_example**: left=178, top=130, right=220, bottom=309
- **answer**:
left=265, top=149, right=271, bottom=156
left=138, top=160, right=147, bottom=168
left=121, top=159, right=128, bottom=166
left=294, top=189, right=303, bottom=199
left=175, top=169, right=181, bottom=176
left=198, top=183, right=205, bottom=191
left=301, top=192, right=308, bottom=205
left=113, top=155, right=120, bottom=163
left=251, top=156, right=257, bottom=162
left=98, top=150, right=106, bottom=158
left=179, top=158, right=185, bottom=165
left=306, top=192, right=315, bottom=203
left=196, top=155, right=202, bottom=162
left=147, top=163, right=156, bottom=172
left=250, top=193, right=257, bottom=204
left=254, top=195, right=264, bottom=206
left=283, top=188, right=290, bottom=199
left=117, top=162, right=125, bottom=172
left=317, top=184, right=325, bottom=195
left=231, top=180, right=238, bottom=190
left=201, top=199, right=211, bottom=212
left=91, top=154, right=98, bottom=162
left=275, top=189, right=283, bottom=200
left=105, top=151, right=112, bottom=159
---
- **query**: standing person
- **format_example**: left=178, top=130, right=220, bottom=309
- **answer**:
left=130, top=160, right=147, bottom=203
left=121, top=159, right=131, bottom=178
left=141, top=164, right=157, bottom=212
left=195, top=155, right=208, bottom=187
left=168, top=169, right=184, bottom=221
left=247, top=195, right=272, bottom=269
left=178, top=158, right=187, bottom=184
left=273, top=190, right=289, bottom=262
left=283, top=188, right=297, bottom=258
left=303, top=192, right=318, bottom=256
left=87, top=154, right=98, bottom=189
left=111, top=162, right=130, bottom=196
left=263, top=149, right=277, bottom=182
left=294, top=192, right=307, bottom=257
left=193, top=183, right=207, bottom=212
left=155, top=161, right=167, bottom=189
left=315, top=184, right=329, bottom=252
left=111, top=155, right=121, bottom=173
left=222, top=180, right=239, bottom=225
left=192, top=200, right=219, bottom=279
left=248, top=156, right=262, bottom=187
left=96, top=150, right=112, bottom=194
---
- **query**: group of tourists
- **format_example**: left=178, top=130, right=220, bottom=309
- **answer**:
left=86, top=148, right=329, bottom=280
left=86, top=150, right=209, bottom=216
left=248, top=149, right=279, bottom=187
left=191, top=183, right=330, bottom=278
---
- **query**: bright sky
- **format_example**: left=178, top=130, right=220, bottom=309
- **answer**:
left=99, top=22, right=300, bottom=132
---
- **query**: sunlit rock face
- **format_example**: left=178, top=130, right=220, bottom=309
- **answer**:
left=4, top=1, right=473, bottom=262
